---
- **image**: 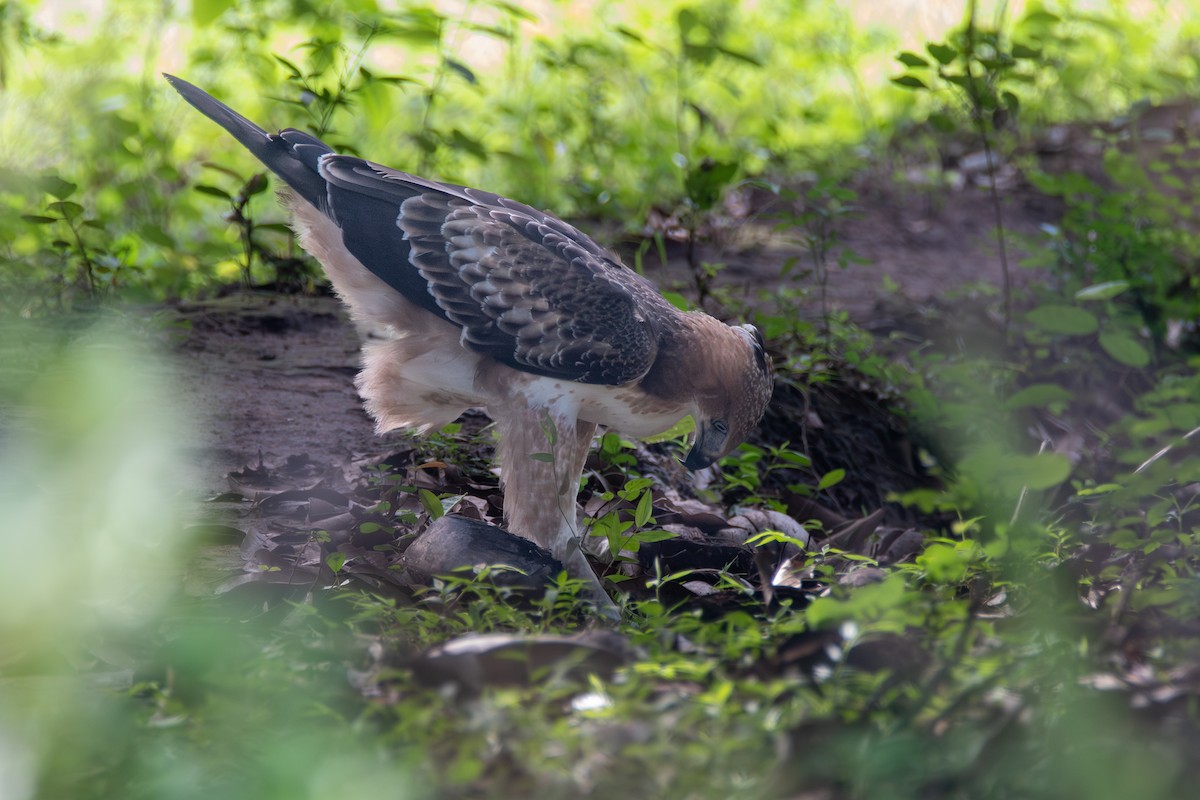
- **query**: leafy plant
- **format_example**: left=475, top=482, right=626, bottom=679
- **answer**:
left=20, top=175, right=131, bottom=300
left=891, top=2, right=1056, bottom=335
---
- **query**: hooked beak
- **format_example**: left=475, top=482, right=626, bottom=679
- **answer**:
left=681, top=419, right=728, bottom=471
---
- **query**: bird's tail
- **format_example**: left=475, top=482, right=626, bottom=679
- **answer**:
left=163, top=73, right=332, bottom=211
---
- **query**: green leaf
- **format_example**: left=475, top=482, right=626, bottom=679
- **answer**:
left=1099, top=331, right=1151, bottom=367
left=1011, top=42, right=1041, bottom=59
left=960, top=448, right=1072, bottom=493
left=614, top=25, right=648, bottom=46
left=448, top=129, right=488, bottom=160
left=39, top=175, right=77, bottom=200
left=634, top=488, right=654, bottom=528
left=805, top=574, right=907, bottom=628
left=273, top=54, right=303, bottom=79
left=1025, top=304, right=1098, bottom=335
left=137, top=225, right=175, bottom=248
left=928, top=111, right=957, bottom=132
left=917, top=542, right=971, bottom=583
left=1005, top=383, right=1073, bottom=410
left=890, top=75, right=928, bottom=90
left=927, top=42, right=957, bottom=65
left=489, top=0, right=539, bottom=22
left=631, top=529, right=676, bottom=544
left=418, top=489, right=444, bottom=520
left=817, top=468, right=845, bottom=490
left=325, top=552, right=346, bottom=574
left=684, top=159, right=738, bottom=211
left=192, top=0, right=236, bottom=26
left=444, top=58, right=478, bottom=85
left=195, top=184, right=232, bottom=200
left=715, top=45, right=762, bottom=66
left=242, top=172, right=269, bottom=197
left=1075, top=281, right=1130, bottom=301
left=643, top=415, right=694, bottom=443
left=896, top=51, right=929, bottom=68
left=529, top=452, right=555, bottom=463
left=1022, top=10, right=1061, bottom=25
left=21, top=215, right=58, bottom=225
left=1017, top=454, right=1073, bottom=490
left=47, top=201, right=84, bottom=219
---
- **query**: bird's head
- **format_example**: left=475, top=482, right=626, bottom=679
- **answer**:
left=681, top=322, right=774, bottom=470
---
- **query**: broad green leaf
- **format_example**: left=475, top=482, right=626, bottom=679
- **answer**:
left=1004, top=383, right=1073, bottom=410
left=1075, top=281, right=1130, bottom=301
left=805, top=573, right=907, bottom=628
left=1018, top=453, right=1072, bottom=490
left=39, top=175, right=77, bottom=200
left=961, top=448, right=1072, bottom=493
left=242, top=172, right=269, bottom=197
left=927, top=42, right=957, bottom=64
left=325, top=552, right=346, bottom=574
left=928, top=111, right=957, bottom=132
left=48, top=201, right=83, bottom=219
left=1025, top=304, right=1098, bottom=335
left=684, top=159, right=738, bottom=211
left=21, top=215, right=57, bottom=225
left=896, top=51, right=929, bottom=68
left=1022, top=10, right=1061, bottom=24
left=137, top=225, right=175, bottom=248
left=418, top=489, right=444, bottom=519
left=818, top=468, right=845, bottom=490
left=195, top=184, right=232, bottom=200
left=1099, top=331, right=1150, bottom=367
left=634, top=488, right=654, bottom=528
left=1011, top=42, right=1041, bottom=59
left=529, top=452, right=555, bottom=463
left=891, top=75, right=928, bottom=90
left=449, top=129, right=488, bottom=160
left=917, top=542, right=970, bottom=583
left=631, top=529, right=676, bottom=544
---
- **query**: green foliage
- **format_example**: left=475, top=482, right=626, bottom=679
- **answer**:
left=7, top=3, right=1200, bottom=799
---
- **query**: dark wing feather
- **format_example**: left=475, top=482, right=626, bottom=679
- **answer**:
left=164, top=75, right=671, bottom=385
left=319, top=157, right=673, bottom=385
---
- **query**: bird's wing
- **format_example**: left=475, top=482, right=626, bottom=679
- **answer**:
left=163, top=74, right=671, bottom=385
left=318, top=156, right=673, bottom=385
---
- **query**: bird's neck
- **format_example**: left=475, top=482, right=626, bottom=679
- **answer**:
left=639, top=312, right=731, bottom=403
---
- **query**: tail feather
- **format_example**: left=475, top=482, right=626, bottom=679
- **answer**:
left=163, top=73, right=332, bottom=211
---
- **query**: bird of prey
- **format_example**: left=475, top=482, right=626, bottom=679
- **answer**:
left=165, top=75, right=773, bottom=612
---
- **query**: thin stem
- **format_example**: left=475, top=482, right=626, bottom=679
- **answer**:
left=962, top=0, right=1013, bottom=337
left=64, top=217, right=97, bottom=294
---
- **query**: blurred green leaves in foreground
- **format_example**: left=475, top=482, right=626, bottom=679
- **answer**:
left=0, top=320, right=420, bottom=799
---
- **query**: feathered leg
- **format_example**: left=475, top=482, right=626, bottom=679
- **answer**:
left=492, top=404, right=612, bottom=613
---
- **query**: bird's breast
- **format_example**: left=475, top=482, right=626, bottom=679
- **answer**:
left=513, top=375, right=690, bottom=438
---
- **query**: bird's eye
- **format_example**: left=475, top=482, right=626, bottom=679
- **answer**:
left=712, top=419, right=729, bottom=436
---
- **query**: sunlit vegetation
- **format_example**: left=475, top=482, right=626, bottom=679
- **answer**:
left=3, top=0, right=1200, bottom=798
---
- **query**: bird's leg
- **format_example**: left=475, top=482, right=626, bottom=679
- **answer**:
left=493, top=405, right=614, bottom=614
